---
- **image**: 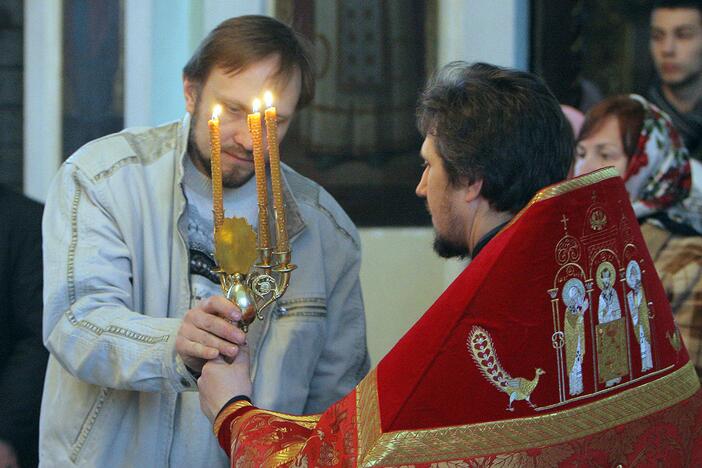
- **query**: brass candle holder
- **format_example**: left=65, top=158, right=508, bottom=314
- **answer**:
left=208, top=94, right=295, bottom=333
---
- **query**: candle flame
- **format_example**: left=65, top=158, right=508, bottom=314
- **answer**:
left=252, top=98, right=261, bottom=113
left=263, top=91, right=274, bottom=108
left=212, top=104, right=222, bottom=120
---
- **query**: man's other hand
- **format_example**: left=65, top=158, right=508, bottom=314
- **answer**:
left=198, top=345, right=252, bottom=422
left=176, top=296, right=247, bottom=373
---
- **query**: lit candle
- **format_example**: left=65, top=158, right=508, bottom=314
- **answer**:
left=247, top=98, right=270, bottom=250
left=208, top=104, right=224, bottom=232
left=263, top=91, right=288, bottom=252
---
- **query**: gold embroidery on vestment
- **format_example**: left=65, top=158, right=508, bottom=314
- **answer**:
left=355, top=362, right=698, bottom=467
left=595, top=319, right=629, bottom=383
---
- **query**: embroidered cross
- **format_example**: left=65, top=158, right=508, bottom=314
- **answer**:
left=560, top=214, right=569, bottom=232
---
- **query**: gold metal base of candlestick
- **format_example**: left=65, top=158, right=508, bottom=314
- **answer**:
left=214, top=217, right=296, bottom=332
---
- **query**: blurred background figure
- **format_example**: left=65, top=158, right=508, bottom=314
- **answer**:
left=562, top=104, right=586, bottom=136
left=0, top=185, right=47, bottom=468
left=574, top=94, right=702, bottom=379
left=648, top=0, right=702, bottom=160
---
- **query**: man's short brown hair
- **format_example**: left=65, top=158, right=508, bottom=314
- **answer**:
left=183, top=15, right=315, bottom=109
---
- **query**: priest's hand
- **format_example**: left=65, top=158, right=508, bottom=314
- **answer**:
left=198, top=345, right=252, bottom=422
left=176, top=296, right=247, bottom=373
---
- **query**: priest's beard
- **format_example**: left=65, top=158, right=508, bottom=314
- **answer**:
left=431, top=203, right=469, bottom=259
left=433, top=233, right=469, bottom=259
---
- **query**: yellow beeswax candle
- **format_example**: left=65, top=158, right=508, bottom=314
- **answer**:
left=263, top=91, right=288, bottom=252
left=208, top=104, right=224, bottom=232
left=247, top=98, right=270, bottom=250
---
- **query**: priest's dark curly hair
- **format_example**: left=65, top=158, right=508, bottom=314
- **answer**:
left=417, top=62, right=574, bottom=214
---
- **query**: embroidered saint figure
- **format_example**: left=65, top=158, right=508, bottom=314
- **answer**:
left=598, top=267, right=622, bottom=324
left=596, top=262, right=626, bottom=387
left=468, top=327, right=545, bottom=411
left=563, top=279, right=588, bottom=396
left=626, top=260, right=653, bottom=372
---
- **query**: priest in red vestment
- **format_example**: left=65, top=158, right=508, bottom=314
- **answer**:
left=198, top=62, right=702, bottom=466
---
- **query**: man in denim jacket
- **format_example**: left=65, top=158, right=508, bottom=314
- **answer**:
left=39, top=16, right=369, bottom=467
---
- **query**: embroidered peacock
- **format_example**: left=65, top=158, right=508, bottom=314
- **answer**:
left=468, top=326, right=545, bottom=411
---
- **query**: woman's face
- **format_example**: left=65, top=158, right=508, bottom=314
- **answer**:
left=574, top=116, right=629, bottom=177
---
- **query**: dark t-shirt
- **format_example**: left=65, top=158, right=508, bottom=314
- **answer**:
left=648, top=84, right=702, bottom=161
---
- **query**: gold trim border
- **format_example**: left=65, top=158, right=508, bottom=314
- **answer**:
left=530, top=167, right=619, bottom=205
left=356, top=368, right=382, bottom=466
left=214, top=401, right=321, bottom=442
left=506, top=167, right=619, bottom=229
left=357, top=362, right=699, bottom=467
left=213, top=400, right=252, bottom=437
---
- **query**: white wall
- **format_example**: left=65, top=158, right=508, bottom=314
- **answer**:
left=438, top=0, right=530, bottom=69
left=360, top=229, right=467, bottom=364
left=24, top=0, right=63, bottom=202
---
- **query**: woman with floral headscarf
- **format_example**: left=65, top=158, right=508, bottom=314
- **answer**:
left=574, top=94, right=702, bottom=379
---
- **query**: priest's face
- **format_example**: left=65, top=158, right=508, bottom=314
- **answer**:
left=416, top=136, right=470, bottom=259
left=183, top=55, right=301, bottom=188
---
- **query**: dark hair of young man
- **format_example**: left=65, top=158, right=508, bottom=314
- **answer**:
left=578, top=96, right=646, bottom=158
left=652, top=0, right=702, bottom=14
left=183, top=15, right=315, bottom=108
left=416, top=62, right=574, bottom=214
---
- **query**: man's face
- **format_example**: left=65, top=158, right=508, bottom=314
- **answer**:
left=184, top=55, right=301, bottom=188
left=415, top=136, right=470, bottom=259
left=650, top=8, right=702, bottom=88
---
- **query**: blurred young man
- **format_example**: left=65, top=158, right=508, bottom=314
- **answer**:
left=649, top=0, right=702, bottom=158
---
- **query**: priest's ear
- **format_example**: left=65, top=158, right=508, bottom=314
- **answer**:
left=183, top=78, right=200, bottom=115
left=463, top=178, right=483, bottom=203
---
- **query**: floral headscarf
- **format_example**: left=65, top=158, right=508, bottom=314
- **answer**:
left=625, top=95, right=702, bottom=234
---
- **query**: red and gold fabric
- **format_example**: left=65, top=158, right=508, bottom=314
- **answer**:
left=215, top=167, right=702, bottom=467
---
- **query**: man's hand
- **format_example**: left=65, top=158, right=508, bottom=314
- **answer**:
left=198, top=344, right=252, bottom=422
left=176, top=296, right=247, bottom=373
left=0, top=440, right=18, bottom=468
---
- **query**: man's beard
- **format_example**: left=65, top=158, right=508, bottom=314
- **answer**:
left=188, top=106, right=255, bottom=189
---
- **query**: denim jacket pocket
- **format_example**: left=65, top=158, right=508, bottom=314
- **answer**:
left=252, top=297, right=329, bottom=412
left=274, top=297, right=327, bottom=319
left=70, top=387, right=111, bottom=463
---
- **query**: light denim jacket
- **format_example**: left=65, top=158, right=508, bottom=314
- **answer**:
left=39, top=117, right=370, bottom=467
